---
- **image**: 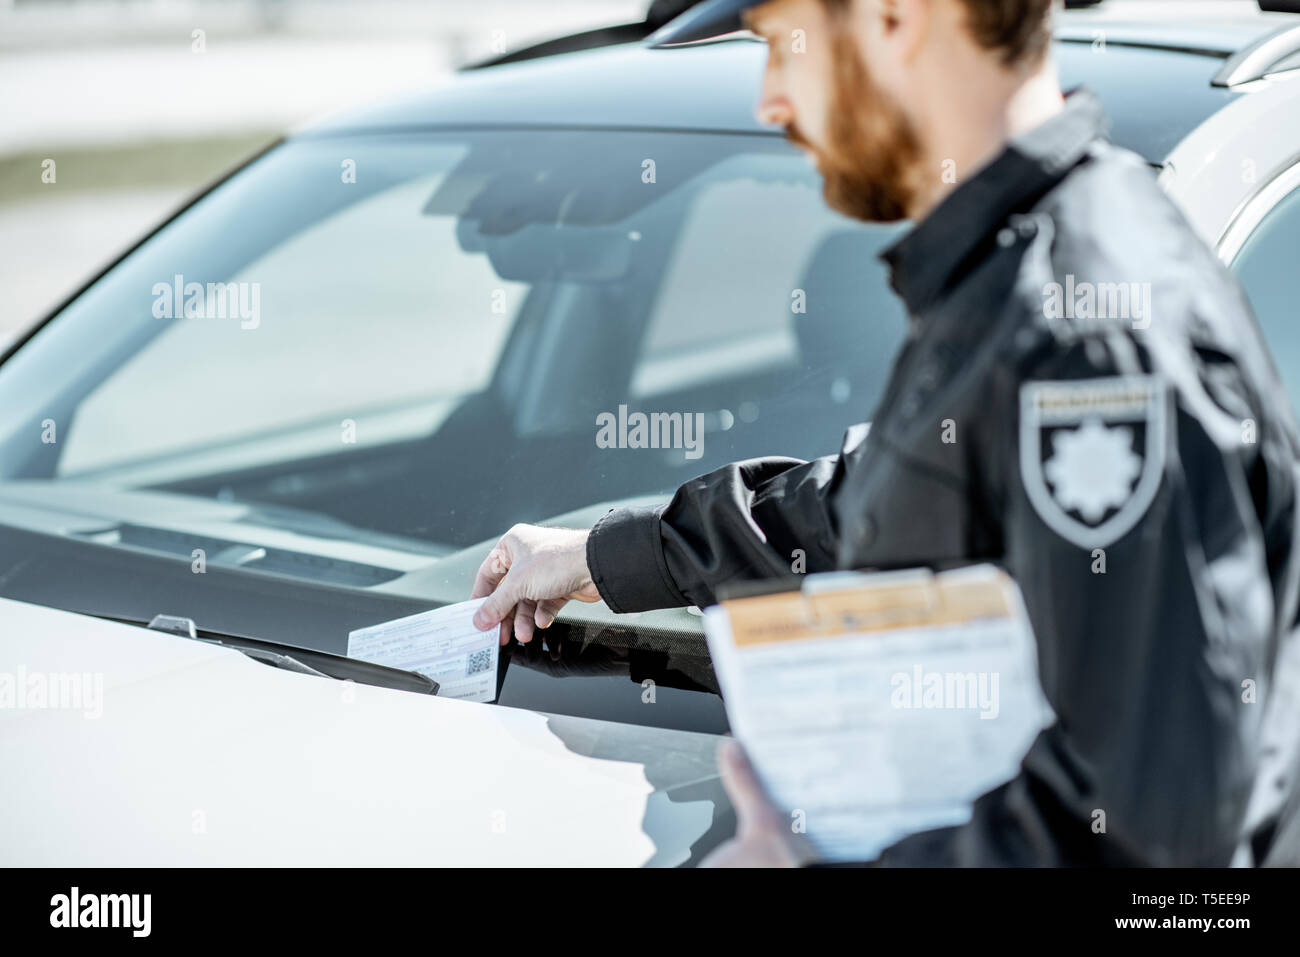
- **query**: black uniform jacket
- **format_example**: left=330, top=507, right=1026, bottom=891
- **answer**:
left=585, top=91, right=1300, bottom=866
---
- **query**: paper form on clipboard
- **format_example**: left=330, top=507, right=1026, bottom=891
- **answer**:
left=703, top=563, right=1054, bottom=862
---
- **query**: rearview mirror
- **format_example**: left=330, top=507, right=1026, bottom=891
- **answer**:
left=457, top=219, right=637, bottom=282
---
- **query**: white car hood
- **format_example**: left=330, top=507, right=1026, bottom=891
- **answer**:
left=0, top=598, right=730, bottom=866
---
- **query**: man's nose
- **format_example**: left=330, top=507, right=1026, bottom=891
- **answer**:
left=756, top=97, right=793, bottom=129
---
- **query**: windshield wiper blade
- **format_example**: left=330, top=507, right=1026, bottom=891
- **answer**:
left=220, top=644, right=332, bottom=678
left=146, top=614, right=331, bottom=677
left=84, top=611, right=438, bottom=696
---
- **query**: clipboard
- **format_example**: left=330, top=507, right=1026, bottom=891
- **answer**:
left=703, top=563, right=1053, bottom=862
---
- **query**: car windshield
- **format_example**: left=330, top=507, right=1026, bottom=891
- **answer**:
left=0, top=129, right=908, bottom=731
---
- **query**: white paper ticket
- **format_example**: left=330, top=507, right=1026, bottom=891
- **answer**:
left=348, top=598, right=499, bottom=703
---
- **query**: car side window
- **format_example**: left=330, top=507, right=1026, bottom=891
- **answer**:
left=1233, top=181, right=1300, bottom=405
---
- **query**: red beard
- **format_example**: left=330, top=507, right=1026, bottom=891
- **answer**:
left=787, top=28, right=922, bottom=223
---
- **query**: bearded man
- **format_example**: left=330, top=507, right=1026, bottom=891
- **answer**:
left=469, top=0, right=1300, bottom=867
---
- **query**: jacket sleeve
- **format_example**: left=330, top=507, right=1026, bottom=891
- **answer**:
left=586, top=425, right=870, bottom=613
left=872, top=330, right=1270, bottom=866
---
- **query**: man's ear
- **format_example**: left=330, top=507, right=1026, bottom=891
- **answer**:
left=877, top=0, right=931, bottom=64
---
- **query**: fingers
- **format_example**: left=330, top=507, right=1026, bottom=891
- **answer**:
left=471, top=525, right=573, bottom=640
left=717, top=739, right=780, bottom=832
left=534, top=598, right=566, bottom=629
left=474, top=535, right=521, bottom=643
left=473, top=568, right=519, bottom=630
left=514, top=599, right=537, bottom=645
left=471, top=544, right=510, bottom=602
left=495, top=599, right=563, bottom=647
left=474, top=542, right=517, bottom=642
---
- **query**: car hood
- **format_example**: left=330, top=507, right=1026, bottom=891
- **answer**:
left=0, top=597, right=733, bottom=866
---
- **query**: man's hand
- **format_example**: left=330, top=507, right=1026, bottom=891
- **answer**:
left=701, top=739, right=814, bottom=868
left=470, top=524, right=602, bottom=646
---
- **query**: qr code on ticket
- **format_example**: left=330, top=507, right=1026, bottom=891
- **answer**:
left=466, top=647, right=493, bottom=676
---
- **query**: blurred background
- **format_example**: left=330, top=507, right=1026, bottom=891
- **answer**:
left=0, top=0, right=647, bottom=345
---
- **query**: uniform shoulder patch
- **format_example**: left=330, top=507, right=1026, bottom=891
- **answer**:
left=1019, top=375, right=1167, bottom=550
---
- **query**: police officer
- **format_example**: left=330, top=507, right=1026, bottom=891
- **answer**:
left=470, top=0, right=1300, bottom=867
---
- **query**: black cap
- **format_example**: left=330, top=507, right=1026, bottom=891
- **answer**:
left=647, top=0, right=771, bottom=45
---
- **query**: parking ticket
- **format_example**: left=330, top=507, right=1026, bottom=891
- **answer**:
left=348, top=598, right=499, bottom=703
left=703, top=564, right=1054, bottom=863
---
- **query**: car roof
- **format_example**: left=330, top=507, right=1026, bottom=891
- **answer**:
left=296, top=5, right=1294, bottom=164
left=1055, top=0, right=1298, bottom=54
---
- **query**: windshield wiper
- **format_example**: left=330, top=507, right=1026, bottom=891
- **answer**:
left=86, top=611, right=438, bottom=696
left=145, top=614, right=329, bottom=676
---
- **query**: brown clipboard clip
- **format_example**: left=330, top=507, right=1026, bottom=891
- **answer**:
left=719, top=566, right=1014, bottom=648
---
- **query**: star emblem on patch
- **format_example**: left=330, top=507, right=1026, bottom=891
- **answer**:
left=1020, top=376, right=1167, bottom=549
left=1043, top=419, right=1143, bottom=522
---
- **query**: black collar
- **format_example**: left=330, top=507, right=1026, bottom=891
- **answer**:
left=880, top=88, right=1110, bottom=317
